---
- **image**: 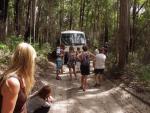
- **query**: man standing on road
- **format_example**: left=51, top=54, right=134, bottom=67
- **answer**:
left=94, top=48, right=106, bottom=87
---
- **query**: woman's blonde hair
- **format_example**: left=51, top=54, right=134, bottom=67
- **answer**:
left=3, top=42, right=36, bottom=96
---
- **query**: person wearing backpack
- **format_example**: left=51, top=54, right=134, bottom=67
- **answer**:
left=67, top=46, right=77, bottom=80
left=55, top=54, right=63, bottom=80
left=55, top=44, right=64, bottom=80
left=77, top=45, right=95, bottom=91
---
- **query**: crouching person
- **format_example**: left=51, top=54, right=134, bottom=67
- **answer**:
left=27, top=85, right=54, bottom=113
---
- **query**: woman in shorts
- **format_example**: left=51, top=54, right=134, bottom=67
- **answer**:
left=77, top=45, right=95, bottom=91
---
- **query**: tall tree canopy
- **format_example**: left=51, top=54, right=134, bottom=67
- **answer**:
left=0, top=0, right=149, bottom=69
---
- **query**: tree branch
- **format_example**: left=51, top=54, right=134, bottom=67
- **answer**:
left=135, top=0, right=148, bottom=15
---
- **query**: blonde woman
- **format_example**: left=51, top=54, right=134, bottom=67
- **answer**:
left=0, top=42, right=36, bottom=113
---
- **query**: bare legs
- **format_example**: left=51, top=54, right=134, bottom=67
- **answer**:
left=81, top=75, right=87, bottom=91
left=94, top=74, right=103, bottom=86
left=56, top=70, right=61, bottom=80
left=69, top=66, right=77, bottom=80
left=69, top=68, right=72, bottom=80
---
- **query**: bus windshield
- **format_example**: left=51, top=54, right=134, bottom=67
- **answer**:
left=61, top=33, right=86, bottom=45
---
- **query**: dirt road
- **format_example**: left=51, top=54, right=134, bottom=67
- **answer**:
left=31, top=65, right=150, bottom=113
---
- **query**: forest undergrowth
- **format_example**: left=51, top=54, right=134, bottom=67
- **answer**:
left=0, top=43, right=150, bottom=100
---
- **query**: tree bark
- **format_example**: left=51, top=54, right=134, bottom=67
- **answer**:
left=130, top=0, right=137, bottom=52
left=33, top=0, right=38, bottom=43
left=69, top=0, right=73, bottom=30
left=118, top=0, right=130, bottom=69
left=24, top=0, right=31, bottom=42
left=79, top=0, right=85, bottom=30
left=59, top=0, right=64, bottom=32
left=0, top=0, right=9, bottom=41
left=14, top=0, right=20, bottom=36
left=104, top=1, right=109, bottom=44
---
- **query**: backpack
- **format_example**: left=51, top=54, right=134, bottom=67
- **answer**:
left=81, top=52, right=89, bottom=66
left=56, top=47, right=61, bottom=56
left=56, top=47, right=64, bottom=57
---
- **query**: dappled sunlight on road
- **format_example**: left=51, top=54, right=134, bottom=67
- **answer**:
left=31, top=64, right=150, bottom=113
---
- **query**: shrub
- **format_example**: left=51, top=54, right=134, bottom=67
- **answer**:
left=137, top=64, right=150, bottom=83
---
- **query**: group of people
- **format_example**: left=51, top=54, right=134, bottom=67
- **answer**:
left=0, top=42, right=107, bottom=113
left=55, top=45, right=107, bottom=91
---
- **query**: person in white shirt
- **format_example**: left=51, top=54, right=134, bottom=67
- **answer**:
left=94, top=48, right=106, bottom=87
left=93, top=47, right=99, bottom=70
left=94, top=47, right=99, bottom=55
left=76, top=47, right=81, bottom=72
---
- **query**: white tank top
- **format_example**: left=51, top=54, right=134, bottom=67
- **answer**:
left=95, top=53, right=106, bottom=69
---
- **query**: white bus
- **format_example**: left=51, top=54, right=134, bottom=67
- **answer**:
left=59, top=30, right=87, bottom=64
left=60, top=30, right=87, bottom=52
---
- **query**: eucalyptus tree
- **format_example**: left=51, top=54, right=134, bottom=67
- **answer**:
left=0, top=0, right=9, bottom=41
left=118, top=0, right=130, bottom=69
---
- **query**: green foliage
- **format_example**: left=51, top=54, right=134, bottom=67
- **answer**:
left=128, top=52, right=139, bottom=64
left=0, top=43, right=11, bottom=65
left=0, top=43, right=9, bottom=50
left=126, top=63, right=150, bottom=83
left=136, top=64, right=150, bottom=82
left=0, top=35, right=23, bottom=65
left=8, top=0, right=14, bottom=18
left=93, top=39, right=99, bottom=48
left=7, top=35, right=24, bottom=51
left=0, top=40, right=53, bottom=66
left=33, top=42, right=52, bottom=59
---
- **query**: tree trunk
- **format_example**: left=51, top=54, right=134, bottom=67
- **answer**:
left=14, top=0, right=20, bottom=36
left=24, top=0, right=31, bottom=42
left=33, top=0, right=38, bottom=43
left=85, top=6, right=90, bottom=32
left=0, top=0, right=9, bottom=41
left=104, top=21, right=108, bottom=43
left=69, top=0, right=73, bottom=30
left=104, top=2, right=109, bottom=44
left=59, top=9, right=62, bottom=32
left=130, top=0, right=137, bottom=52
left=118, top=0, right=130, bottom=69
left=59, top=0, right=64, bottom=32
left=79, top=0, right=83, bottom=30
left=36, top=4, right=41, bottom=47
left=79, top=0, right=85, bottom=30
